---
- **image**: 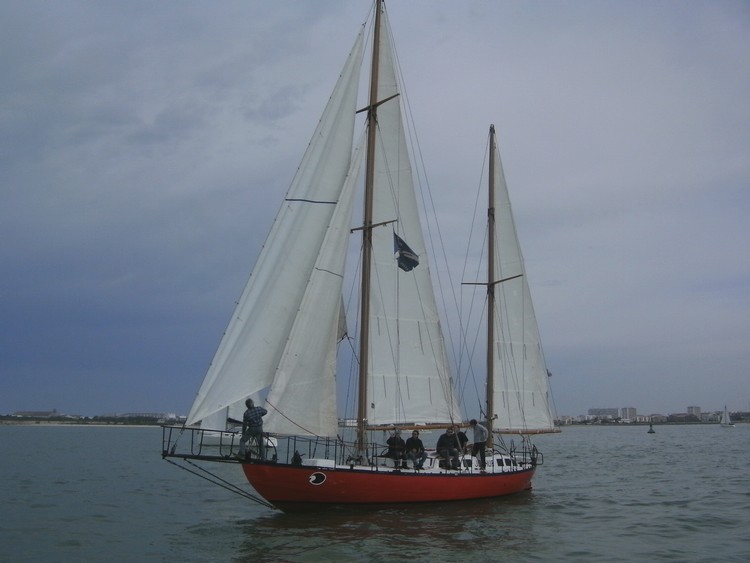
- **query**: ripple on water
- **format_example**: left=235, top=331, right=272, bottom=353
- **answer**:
left=2, top=424, right=749, bottom=562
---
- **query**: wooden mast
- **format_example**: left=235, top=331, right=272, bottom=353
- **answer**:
left=486, top=124, right=497, bottom=448
left=356, top=0, right=383, bottom=455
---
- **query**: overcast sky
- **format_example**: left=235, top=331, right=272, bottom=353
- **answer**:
left=2, top=1, right=748, bottom=418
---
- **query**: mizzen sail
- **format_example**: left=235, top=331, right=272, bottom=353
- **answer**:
left=489, top=127, right=556, bottom=433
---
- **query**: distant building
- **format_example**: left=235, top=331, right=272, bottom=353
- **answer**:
left=13, top=409, right=58, bottom=418
left=687, top=406, right=701, bottom=418
left=668, top=412, right=700, bottom=423
left=588, top=408, right=619, bottom=419
left=620, top=407, right=637, bottom=421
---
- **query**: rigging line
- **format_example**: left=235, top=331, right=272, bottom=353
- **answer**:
left=371, top=120, right=458, bottom=423
left=377, top=39, right=461, bottom=424
left=380, top=227, right=457, bottom=423
left=460, top=292, right=488, bottom=410
left=264, top=399, right=319, bottom=437
left=389, top=13, right=465, bottom=402
left=455, top=203, right=489, bottom=416
left=366, top=116, right=421, bottom=423
left=342, top=251, right=363, bottom=423
left=365, top=217, right=407, bottom=422
left=163, top=457, right=275, bottom=510
left=265, top=399, right=341, bottom=441
left=457, top=131, right=491, bottom=372
left=459, top=142, right=492, bottom=415
left=495, top=276, right=528, bottom=430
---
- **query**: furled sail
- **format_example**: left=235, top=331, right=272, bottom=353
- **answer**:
left=365, top=14, right=461, bottom=427
left=186, top=29, right=366, bottom=427
left=490, top=134, right=556, bottom=432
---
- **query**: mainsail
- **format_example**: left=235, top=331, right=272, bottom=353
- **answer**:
left=363, top=14, right=460, bottom=427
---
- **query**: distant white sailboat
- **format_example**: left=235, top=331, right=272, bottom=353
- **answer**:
left=720, top=405, right=734, bottom=428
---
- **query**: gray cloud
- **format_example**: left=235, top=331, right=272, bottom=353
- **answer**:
left=2, top=1, right=748, bottom=417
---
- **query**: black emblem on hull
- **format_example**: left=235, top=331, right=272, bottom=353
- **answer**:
left=309, top=472, right=326, bottom=485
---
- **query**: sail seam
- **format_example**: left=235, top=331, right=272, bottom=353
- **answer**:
left=284, top=198, right=337, bottom=204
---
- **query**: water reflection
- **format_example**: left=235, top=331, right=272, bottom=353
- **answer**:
left=229, top=493, right=539, bottom=562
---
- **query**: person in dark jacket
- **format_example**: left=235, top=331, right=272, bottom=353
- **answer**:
left=436, top=427, right=461, bottom=469
left=455, top=426, right=469, bottom=453
left=404, top=430, right=428, bottom=470
left=386, top=429, right=406, bottom=468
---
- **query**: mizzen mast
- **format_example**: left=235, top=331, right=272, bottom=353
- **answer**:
left=486, top=124, right=497, bottom=448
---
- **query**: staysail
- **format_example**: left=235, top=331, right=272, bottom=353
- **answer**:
left=263, top=142, right=363, bottom=436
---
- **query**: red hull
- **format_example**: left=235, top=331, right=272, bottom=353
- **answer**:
left=241, top=462, right=534, bottom=510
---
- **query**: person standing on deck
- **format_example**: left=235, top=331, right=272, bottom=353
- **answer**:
left=238, top=398, right=267, bottom=460
left=469, top=419, right=488, bottom=470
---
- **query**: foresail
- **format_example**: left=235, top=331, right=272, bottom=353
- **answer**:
left=366, top=13, right=461, bottom=427
left=491, top=139, right=556, bottom=432
left=186, top=29, right=365, bottom=427
left=198, top=407, right=229, bottom=432
left=264, top=141, right=363, bottom=437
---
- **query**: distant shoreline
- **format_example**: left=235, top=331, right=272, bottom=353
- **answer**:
left=2, top=419, right=742, bottom=428
left=561, top=421, right=745, bottom=427
left=0, top=420, right=165, bottom=427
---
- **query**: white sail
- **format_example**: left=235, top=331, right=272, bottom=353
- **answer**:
left=264, top=141, right=363, bottom=436
left=490, top=133, right=556, bottom=432
left=186, top=29, right=365, bottom=427
left=366, top=13, right=461, bottom=427
left=720, top=405, right=733, bottom=427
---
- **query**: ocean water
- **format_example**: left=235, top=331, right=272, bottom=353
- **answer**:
left=1, top=423, right=748, bottom=562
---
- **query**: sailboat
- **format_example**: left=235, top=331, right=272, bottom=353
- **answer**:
left=720, top=405, right=734, bottom=428
left=162, top=0, right=557, bottom=511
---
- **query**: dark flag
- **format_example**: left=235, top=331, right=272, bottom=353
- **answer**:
left=393, top=233, right=419, bottom=272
